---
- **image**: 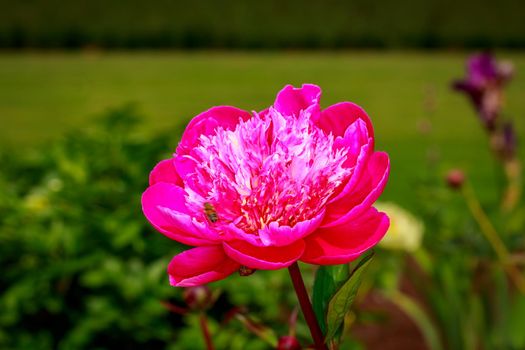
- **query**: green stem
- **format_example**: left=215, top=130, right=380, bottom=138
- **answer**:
left=461, top=183, right=525, bottom=294
left=288, top=262, right=328, bottom=350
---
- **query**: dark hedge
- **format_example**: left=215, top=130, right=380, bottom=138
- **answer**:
left=0, top=0, right=524, bottom=49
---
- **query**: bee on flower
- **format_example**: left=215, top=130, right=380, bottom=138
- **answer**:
left=203, top=202, right=219, bottom=223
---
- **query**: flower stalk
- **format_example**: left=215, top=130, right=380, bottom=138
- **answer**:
left=502, top=158, right=522, bottom=212
left=461, top=182, right=525, bottom=294
left=199, top=312, right=215, bottom=350
left=288, top=262, right=328, bottom=350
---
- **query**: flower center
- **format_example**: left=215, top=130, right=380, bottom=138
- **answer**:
left=185, top=108, right=351, bottom=232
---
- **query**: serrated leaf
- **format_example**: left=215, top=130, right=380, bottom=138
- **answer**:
left=325, top=252, right=374, bottom=341
left=312, top=263, right=350, bottom=334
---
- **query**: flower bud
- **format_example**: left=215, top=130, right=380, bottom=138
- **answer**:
left=277, top=336, right=301, bottom=350
left=183, top=286, right=213, bottom=311
left=446, top=169, right=465, bottom=190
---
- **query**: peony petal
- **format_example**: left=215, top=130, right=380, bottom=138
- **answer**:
left=334, top=117, right=372, bottom=171
left=223, top=239, right=305, bottom=270
left=142, top=182, right=219, bottom=245
left=173, top=154, right=211, bottom=197
left=273, top=84, right=321, bottom=117
left=257, top=210, right=325, bottom=247
left=149, top=158, right=182, bottom=186
left=328, top=120, right=373, bottom=203
left=314, top=102, right=374, bottom=146
left=222, top=222, right=265, bottom=246
left=323, top=151, right=390, bottom=228
left=334, top=119, right=371, bottom=162
left=177, top=106, right=252, bottom=155
left=301, top=208, right=389, bottom=265
left=168, top=246, right=240, bottom=287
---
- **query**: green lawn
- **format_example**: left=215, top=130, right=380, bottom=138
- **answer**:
left=1, top=51, right=524, bottom=207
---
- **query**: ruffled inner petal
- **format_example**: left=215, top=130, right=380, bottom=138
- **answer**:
left=181, top=103, right=350, bottom=241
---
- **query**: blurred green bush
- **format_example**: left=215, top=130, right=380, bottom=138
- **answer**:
left=0, top=0, right=524, bottom=49
left=0, top=107, right=184, bottom=349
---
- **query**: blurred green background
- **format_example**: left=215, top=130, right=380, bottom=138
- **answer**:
left=1, top=1, right=525, bottom=349
left=2, top=51, right=525, bottom=207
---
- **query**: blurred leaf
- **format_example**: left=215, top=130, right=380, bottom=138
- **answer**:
left=234, top=313, right=278, bottom=347
left=465, top=295, right=484, bottom=350
left=325, top=252, right=373, bottom=342
left=386, top=290, right=443, bottom=350
left=490, top=268, right=511, bottom=349
left=312, top=262, right=350, bottom=334
left=508, top=294, right=525, bottom=348
left=0, top=107, right=186, bottom=349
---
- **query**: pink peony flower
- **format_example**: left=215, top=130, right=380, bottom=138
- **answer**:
left=142, top=84, right=390, bottom=287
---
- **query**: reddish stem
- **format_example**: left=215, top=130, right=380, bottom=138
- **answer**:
left=288, top=262, right=328, bottom=350
left=199, top=313, right=215, bottom=350
left=160, top=301, right=188, bottom=315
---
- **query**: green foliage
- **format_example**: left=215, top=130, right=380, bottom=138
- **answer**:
left=311, top=253, right=374, bottom=345
left=312, top=263, right=350, bottom=334
left=0, top=107, right=181, bottom=349
left=324, top=253, right=373, bottom=342
left=508, top=294, right=525, bottom=348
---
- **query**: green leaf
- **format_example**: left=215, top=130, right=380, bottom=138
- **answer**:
left=325, top=252, right=374, bottom=341
left=312, top=263, right=350, bottom=334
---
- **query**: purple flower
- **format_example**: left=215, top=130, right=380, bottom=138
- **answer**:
left=453, top=53, right=514, bottom=129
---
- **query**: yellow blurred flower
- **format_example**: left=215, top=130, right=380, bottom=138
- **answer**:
left=376, top=202, right=424, bottom=252
left=24, top=190, right=50, bottom=213
left=23, top=177, right=62, bottom=214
